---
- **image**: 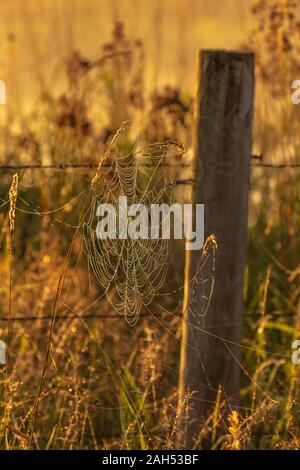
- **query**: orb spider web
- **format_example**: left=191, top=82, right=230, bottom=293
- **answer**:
left=82, top=128, right=216, bottom=326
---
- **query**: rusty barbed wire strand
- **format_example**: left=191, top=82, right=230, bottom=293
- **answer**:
left=0, top=162, right=191, bottom=171
left=1, top=155, right=300, bottom=171
left=0, top=310, right=295, bottom=323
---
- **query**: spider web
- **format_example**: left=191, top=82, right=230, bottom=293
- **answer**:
left=188, top=235, right=217, bottom=323
left=82, top=136, right=185, bottom=325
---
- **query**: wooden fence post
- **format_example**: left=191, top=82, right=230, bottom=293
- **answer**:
left=178, top=50, right=255, bottom=447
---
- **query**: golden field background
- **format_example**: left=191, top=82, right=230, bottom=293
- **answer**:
left=0, top=0, right=249, bottom=112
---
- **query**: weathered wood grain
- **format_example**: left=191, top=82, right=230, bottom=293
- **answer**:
left=178, top=50, right=255, bottom=448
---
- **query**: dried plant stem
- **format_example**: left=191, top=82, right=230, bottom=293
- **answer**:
left=28, top=186, right=91, bottom=448
left=3, top=174, right=18, bottom=449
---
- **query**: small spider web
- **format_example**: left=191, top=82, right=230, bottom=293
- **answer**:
left=187, top=235, right=217, bottom=323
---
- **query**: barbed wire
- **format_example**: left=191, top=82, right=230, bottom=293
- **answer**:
left=251, top=162, right=300, bottom=168
left=0, top=162, right=191, bottom=171
left=0, top=311, right=294, bottom=323
left=0, top=153, right=298, bottom=325
left=1, top=156, right=300, bottom=173
left=0, top=312, right=168, bottom=322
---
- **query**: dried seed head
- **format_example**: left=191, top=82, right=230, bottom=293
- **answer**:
left=8, top=173, right=18, bottom=237
left=228, top=410, right=241, bottom=450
